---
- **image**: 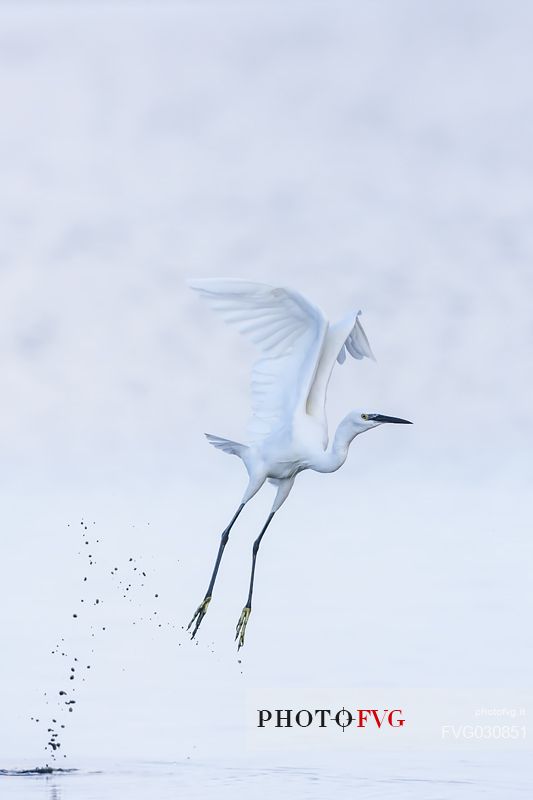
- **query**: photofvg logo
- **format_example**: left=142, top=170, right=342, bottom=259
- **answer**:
left=258, top=707, right=405, bottom=732
left=247, top=689, right=532, bottom=751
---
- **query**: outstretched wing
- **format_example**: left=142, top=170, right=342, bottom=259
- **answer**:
left=188, top=279, right=328, bottom=442
left=334, top=311, right=375, bottom=365
left=306, top=310, right=375, bottom=431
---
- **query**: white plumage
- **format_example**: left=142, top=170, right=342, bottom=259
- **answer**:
left=188, top=278, right=374, bottom=445
left=187, top=279, right=410, bottom=648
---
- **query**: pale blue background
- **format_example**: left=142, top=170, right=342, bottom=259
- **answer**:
left=0, top=1, right=531, bottom=797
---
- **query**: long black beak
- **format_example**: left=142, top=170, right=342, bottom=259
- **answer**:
left=369, top=414, right=413, bottom=424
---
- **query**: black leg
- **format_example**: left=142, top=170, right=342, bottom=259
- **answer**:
left=235, top=511, right=275, bottom=649
left=188, top=503, right=245, bottom=638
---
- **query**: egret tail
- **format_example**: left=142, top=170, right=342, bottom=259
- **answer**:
left=205, top=433, right=248, bottom=458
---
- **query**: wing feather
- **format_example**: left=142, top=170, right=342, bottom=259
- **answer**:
left=188, top=279, right=328, bottom=442
left=338, top=311, right=375, bottom=363
left=306, top=310, right=375, bottom=433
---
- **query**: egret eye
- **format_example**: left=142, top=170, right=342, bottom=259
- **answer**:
left=361, top=413, right=369, bottom=421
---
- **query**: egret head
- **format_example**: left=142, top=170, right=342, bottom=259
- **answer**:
left=356, top=411, right=413, bottom=432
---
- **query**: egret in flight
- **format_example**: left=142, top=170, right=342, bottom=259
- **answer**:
left=187, top=279, right=411, bottom=648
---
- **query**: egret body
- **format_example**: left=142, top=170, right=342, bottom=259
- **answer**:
left=187, top=279, right=411, bottom=647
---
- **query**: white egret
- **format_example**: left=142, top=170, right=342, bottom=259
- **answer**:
left=187, top=279, right=411, bottom=648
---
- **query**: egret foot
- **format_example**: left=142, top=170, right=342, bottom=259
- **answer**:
left=187, top=596, right=211, bottom=639
left=235, top=606, right=251, bottom=650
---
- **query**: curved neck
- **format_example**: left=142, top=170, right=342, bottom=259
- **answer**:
left=313, top=414, right=362, bottom=473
